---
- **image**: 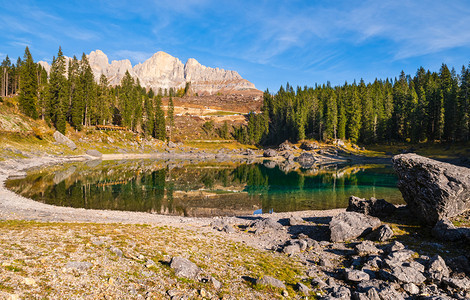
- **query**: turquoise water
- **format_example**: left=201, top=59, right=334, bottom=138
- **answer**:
left=6, top=160, right=403, bottom=217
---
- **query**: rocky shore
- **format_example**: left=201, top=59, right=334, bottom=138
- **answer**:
left=0, top=153, right=469, bottom=299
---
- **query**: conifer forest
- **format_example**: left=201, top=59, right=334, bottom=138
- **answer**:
left=2, top=47, right=469, bottom=146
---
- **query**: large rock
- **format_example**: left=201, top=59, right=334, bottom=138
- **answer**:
left=170, top=257, right=200, bottom=279
left=431, top=218, right=465, bottom=242
left=278, top=140, right=293, bottom=151
left=347, top=196, right=396, bottom=218
left=300, top=141, right=318, bottom=151
left=263, top=149, right=278, bottom=158
left=329, top=212, right=382, bottom=242
left=392, top=153, right=470, bottom=225
left=53, top=131, right=77, bottom=150
left=295, top=152, right=316, bottom=168
left=86, top=149, right=102, bottom=158
left=255, top=276, right=286, bottom=289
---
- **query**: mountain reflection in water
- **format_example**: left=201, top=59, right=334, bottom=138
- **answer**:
left=6, top=160, right=403, bottom=217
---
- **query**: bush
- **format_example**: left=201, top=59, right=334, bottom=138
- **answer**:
left=32, top=126, right=44, bottom=140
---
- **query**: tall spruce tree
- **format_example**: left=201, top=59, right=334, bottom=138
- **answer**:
left=167, top=96, right=175, bottom=141
left=18, top=47, right=38, bottom=119
left=48, top=47, right=68, bottom=134
left=153, top=95, right=166, bottom=140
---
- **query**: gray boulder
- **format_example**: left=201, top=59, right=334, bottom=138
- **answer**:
left=170, top=257, right=200, bottom=279
left=295, top=152, right=316, bottom=168
left=343, top=268, right=370, bottom=282
left=263, top=149, right=278, bottom=157
left=255, top=276, right=286, bottom=289
left=347, top=196, right=397, bottom=218
left=53, top=131, right=77, bottom=150
left=392, top=153, right=470, bottom=225
left=86, top=149, right=102, bottom=158
left=300, top=141, right=319, bottom=151
left=329, top=212, right=382, bottom=242
left=387, top=265, right=426, bottom=284
left=287, top=215, right=304, bottom=226
left=278, top=140, right=293, bottom=151
left=442, top=277, right=470, bottom=290
left=355, top=240, right=382, bottom=255
left=249, top=218, right=283, bottom=233
left=432, top=218, right=465, bottom=241
left=296, top=282, right=311, bottom=295
left=283, top=243, right=301, bottom=255
left=283, top=152, right=295, bottom=161
left=403, top=283, right=420, bottom=295
left=427, top=255, right=450, bottom=282
left=367, top=224, right=394, bottom=242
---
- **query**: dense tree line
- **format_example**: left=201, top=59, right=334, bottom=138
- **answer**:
left=240, top=64, right=470, bottom=145
left=1, top=47, right=173, bottom=140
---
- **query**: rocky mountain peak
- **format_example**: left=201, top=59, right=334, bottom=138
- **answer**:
left=39, top=50, right=257, bottom=94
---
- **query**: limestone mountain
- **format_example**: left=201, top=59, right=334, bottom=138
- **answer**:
left=39, top=50, right=257, bottom=94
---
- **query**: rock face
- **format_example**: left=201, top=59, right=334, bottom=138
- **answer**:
left=347, top=196, right=396, bottom=218
left=134, top=52, right=185, bottom=90
left=392, top=153, right=470, bottom=225
left=329, top=212, right=382, bottom=242
left=53, top=131, right=77, bottom=150
left=40, top=50, right=257, bottom=95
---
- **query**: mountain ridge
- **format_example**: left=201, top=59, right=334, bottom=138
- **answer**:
left=38, top=50, right=257, bottom=95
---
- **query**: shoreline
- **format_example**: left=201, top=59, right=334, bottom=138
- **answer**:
left=0, top=154, right=345, bottom=243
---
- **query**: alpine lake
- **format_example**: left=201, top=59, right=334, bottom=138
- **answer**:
left=5, top=159, right=404, bottom=217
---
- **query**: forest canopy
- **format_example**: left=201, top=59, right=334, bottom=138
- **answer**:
left=1, top=47, right=469, bottom=145
left=240, top=64, right=470, bottom=145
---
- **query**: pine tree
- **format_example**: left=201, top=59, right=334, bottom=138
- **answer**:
left=167, top=96, right=175, bottom=141
left=346, top=85, right=361, bottom=143
left=153, top=95, right=166, bottom=140
left=97, top=74, right=112, bottom=125
left=37, top=64, right=49, bottom=120
left=18, top=47, right=38, bottom=119
left=68, top=56, right=82, bottom=130
left=48, top=47, right=68, bottom=134
left=80, top=53, right=96, bottom=127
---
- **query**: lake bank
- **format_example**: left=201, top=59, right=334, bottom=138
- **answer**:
left=1, top=154, right=469, bottom=299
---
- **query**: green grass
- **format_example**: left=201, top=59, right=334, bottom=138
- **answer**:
left=204, top=111, right=240, bottom=116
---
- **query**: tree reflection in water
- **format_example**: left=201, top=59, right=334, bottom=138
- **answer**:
left=6, top=160, right=403, bottom=217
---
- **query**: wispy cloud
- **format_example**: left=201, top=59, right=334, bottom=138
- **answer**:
left=339, top=0, right=470, bottom=59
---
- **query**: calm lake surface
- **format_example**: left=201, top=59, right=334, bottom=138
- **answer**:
left=6, top=160, right=404, bottom=217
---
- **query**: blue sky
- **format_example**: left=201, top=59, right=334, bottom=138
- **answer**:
left=1, top=0, right=470, bottom=91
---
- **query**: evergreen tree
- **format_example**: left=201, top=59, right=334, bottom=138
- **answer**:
left=153, top=95, right=166, bottom=140
left=167, top=96, right=175, bottom=141
left=18, top=47, right=38, bottom=118
left=80, top=53, right=96, bottom=127
left=48, top=47, right=68, bottom=134
left=68, top=56, right=82, bottom=130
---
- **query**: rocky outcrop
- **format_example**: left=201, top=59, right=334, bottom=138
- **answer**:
left=346, top=196, right=397, bottom=218
left=133, top=52, right=185, bottom=90
left=53, top=131, right=77, bottom=150
left=329, top=212, right=382, bottom=242
left=38, top=50, right=256, bottom=94
left=41, top=50, right=257, bottom=94
left=392, top=153, right=470, bottom=225
left=263, top=149, right=278, bottom=158
left=88, top=50, right=137, bottom=86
